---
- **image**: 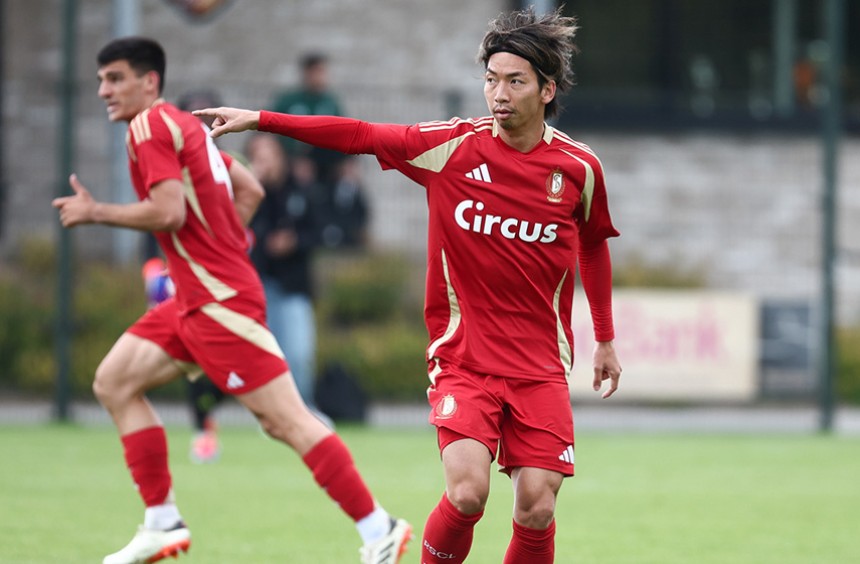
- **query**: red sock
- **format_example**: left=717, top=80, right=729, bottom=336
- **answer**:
left=503, top=520, right=556, bottom=564
left=421, top=494, right=483, bottom=564
left=121, top=426, right=172, bottom=507
left=302, top=434, right=376, bottom=521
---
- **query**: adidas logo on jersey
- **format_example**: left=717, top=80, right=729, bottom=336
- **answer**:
left=558, top=445, right=575, bottom=464
left=465, top=163, right=492, bottom=183
left=226, top=371, right=245, bottom=390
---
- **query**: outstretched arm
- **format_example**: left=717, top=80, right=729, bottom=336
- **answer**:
left=195, top=107, right=377, bottom=155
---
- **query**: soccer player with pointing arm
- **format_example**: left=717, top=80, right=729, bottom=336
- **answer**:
left=195, top=7, right=621, bottom=563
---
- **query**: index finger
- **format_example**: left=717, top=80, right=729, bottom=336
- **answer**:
left=191, top=107, right=221, bottom=117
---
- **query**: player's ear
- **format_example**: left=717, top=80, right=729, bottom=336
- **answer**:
left=541, top=80, right=557, bottom=105
left=144, top=70, right=161, bottom=95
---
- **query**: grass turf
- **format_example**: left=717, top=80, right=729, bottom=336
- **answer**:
left=0, top=424, right=857, bottom=563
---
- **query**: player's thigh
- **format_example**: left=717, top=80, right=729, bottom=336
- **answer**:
left=441, top=437, right=493, bottom=487
left=96, top=332, right=184, bottom=395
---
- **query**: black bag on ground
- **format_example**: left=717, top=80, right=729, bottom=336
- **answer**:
left=314, top=362, right=368, bottom=422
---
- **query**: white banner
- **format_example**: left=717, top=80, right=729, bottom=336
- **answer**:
left=570, top=290, right=760, bottom=402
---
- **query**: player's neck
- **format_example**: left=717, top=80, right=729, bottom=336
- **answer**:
left=125, top=96, right=164, bottom=123
left=497, top=120, right=547, bottom=153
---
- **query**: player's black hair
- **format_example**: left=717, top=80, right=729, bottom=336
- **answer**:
left=97, top=36, right=167, bottom=95
left=478, top=6, right=578, bottom=119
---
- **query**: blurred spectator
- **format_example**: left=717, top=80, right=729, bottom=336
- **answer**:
left=271, top=53, right=371, bottom=252
left=245, top=133, right=328, bottom=423
left=271, top=52, right=345, bottom=185
left=319, top=155, right=370, bottom=250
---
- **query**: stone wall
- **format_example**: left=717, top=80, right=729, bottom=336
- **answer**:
left=3, top=0, right=859, bottom=321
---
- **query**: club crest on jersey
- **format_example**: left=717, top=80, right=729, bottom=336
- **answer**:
left=546, top=168, right=565, bottom=203
left=435, top=394, right=458, bottom=420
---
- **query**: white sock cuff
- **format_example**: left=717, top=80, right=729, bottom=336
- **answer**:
left=144, top=503, right=182, bottom=531
left=355, top=505, right=391, bottom=544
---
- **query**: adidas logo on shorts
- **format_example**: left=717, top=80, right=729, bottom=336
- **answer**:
left=558, top=445, right=575, bottom=464
left=226, top=371, right=245, bottom=390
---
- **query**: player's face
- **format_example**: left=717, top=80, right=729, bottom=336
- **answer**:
left=97, top=60, right=158, bottom=122
left=484, top=52, right=555, bottom=134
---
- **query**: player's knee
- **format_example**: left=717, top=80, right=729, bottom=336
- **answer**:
left=92, top=362, right=131, bottom=407
left=258, top=417, right=281, bottom=441
left=516, top=509, right=555, bottom=530
left=256, top=414, right=298, bottom=446
left=92, top=365, right=115, bottom=405
left=513, top=498, right=556, bottom=529
left=447, top=483, right=488, bottom=516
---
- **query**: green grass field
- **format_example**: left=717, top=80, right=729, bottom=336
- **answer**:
left=0, top=424, right=857, bottom=563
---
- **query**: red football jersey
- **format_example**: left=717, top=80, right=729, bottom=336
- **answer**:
left=126, top=100, right=263, bottom=314
left=371, top=118, right=618, bottom=381
left=259, top=112, right=619, bottom=381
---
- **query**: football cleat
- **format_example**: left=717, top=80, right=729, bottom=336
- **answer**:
left=103, top=522, right=191, bottom=564
left=359, top=518, right=412, bottom=564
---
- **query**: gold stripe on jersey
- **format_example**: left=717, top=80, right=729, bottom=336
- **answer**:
left=552, top=131, right=607, bottom=200
left=200, top=302, right=285, bottom=360
left=560, top=149, right=595, bottom=222
left=407, top=132, right=474, bottom=173
left=553, top=270, right=573, bottom=378
left=180, top=167, right=214, bottom=236
left=158, top=110, right=214, bottom=236
left=428, top=358, right=443, bottom=386
left=426, top=248, right=462, bottom=361
left=417, top=117, right=464, bottom=131
left=406, top=131, right=475, bottom=172
left=125, top=131, right=137, bottom=162
left=418, top=116, right=494, bottom=133
left=170, top=231, right=238, bottom=302
left=542, top=123, right=555, bottom=144
left=159, top=109, right=185, bottom=153
left=552, top=129, right=599, bottom=159
left=129, top=108, right=153, bottom=145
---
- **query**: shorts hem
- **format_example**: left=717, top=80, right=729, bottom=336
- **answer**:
left=498, top=460, right=574, bottom=478
left=228, top=368, right=284, bottom=395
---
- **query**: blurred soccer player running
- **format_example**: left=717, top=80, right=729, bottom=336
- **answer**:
left=52, top=36, right=411, bottom=564
left=196, top=7, right=622, bottom=563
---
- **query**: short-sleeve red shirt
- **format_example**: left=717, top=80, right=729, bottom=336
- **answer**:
left=126, top=100, right=263, bottom=314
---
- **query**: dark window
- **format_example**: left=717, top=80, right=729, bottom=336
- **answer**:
left=557, top=0, right=859, bottom=133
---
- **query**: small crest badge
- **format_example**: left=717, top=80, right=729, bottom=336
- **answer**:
left=435, top=394, right=458, bottom=420
left=546, top=168, right=565, bottom=203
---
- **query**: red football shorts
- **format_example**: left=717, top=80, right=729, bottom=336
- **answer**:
left=127, top=296, right=288, bottom=394
left=427, top=359, right=575, bottom=476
